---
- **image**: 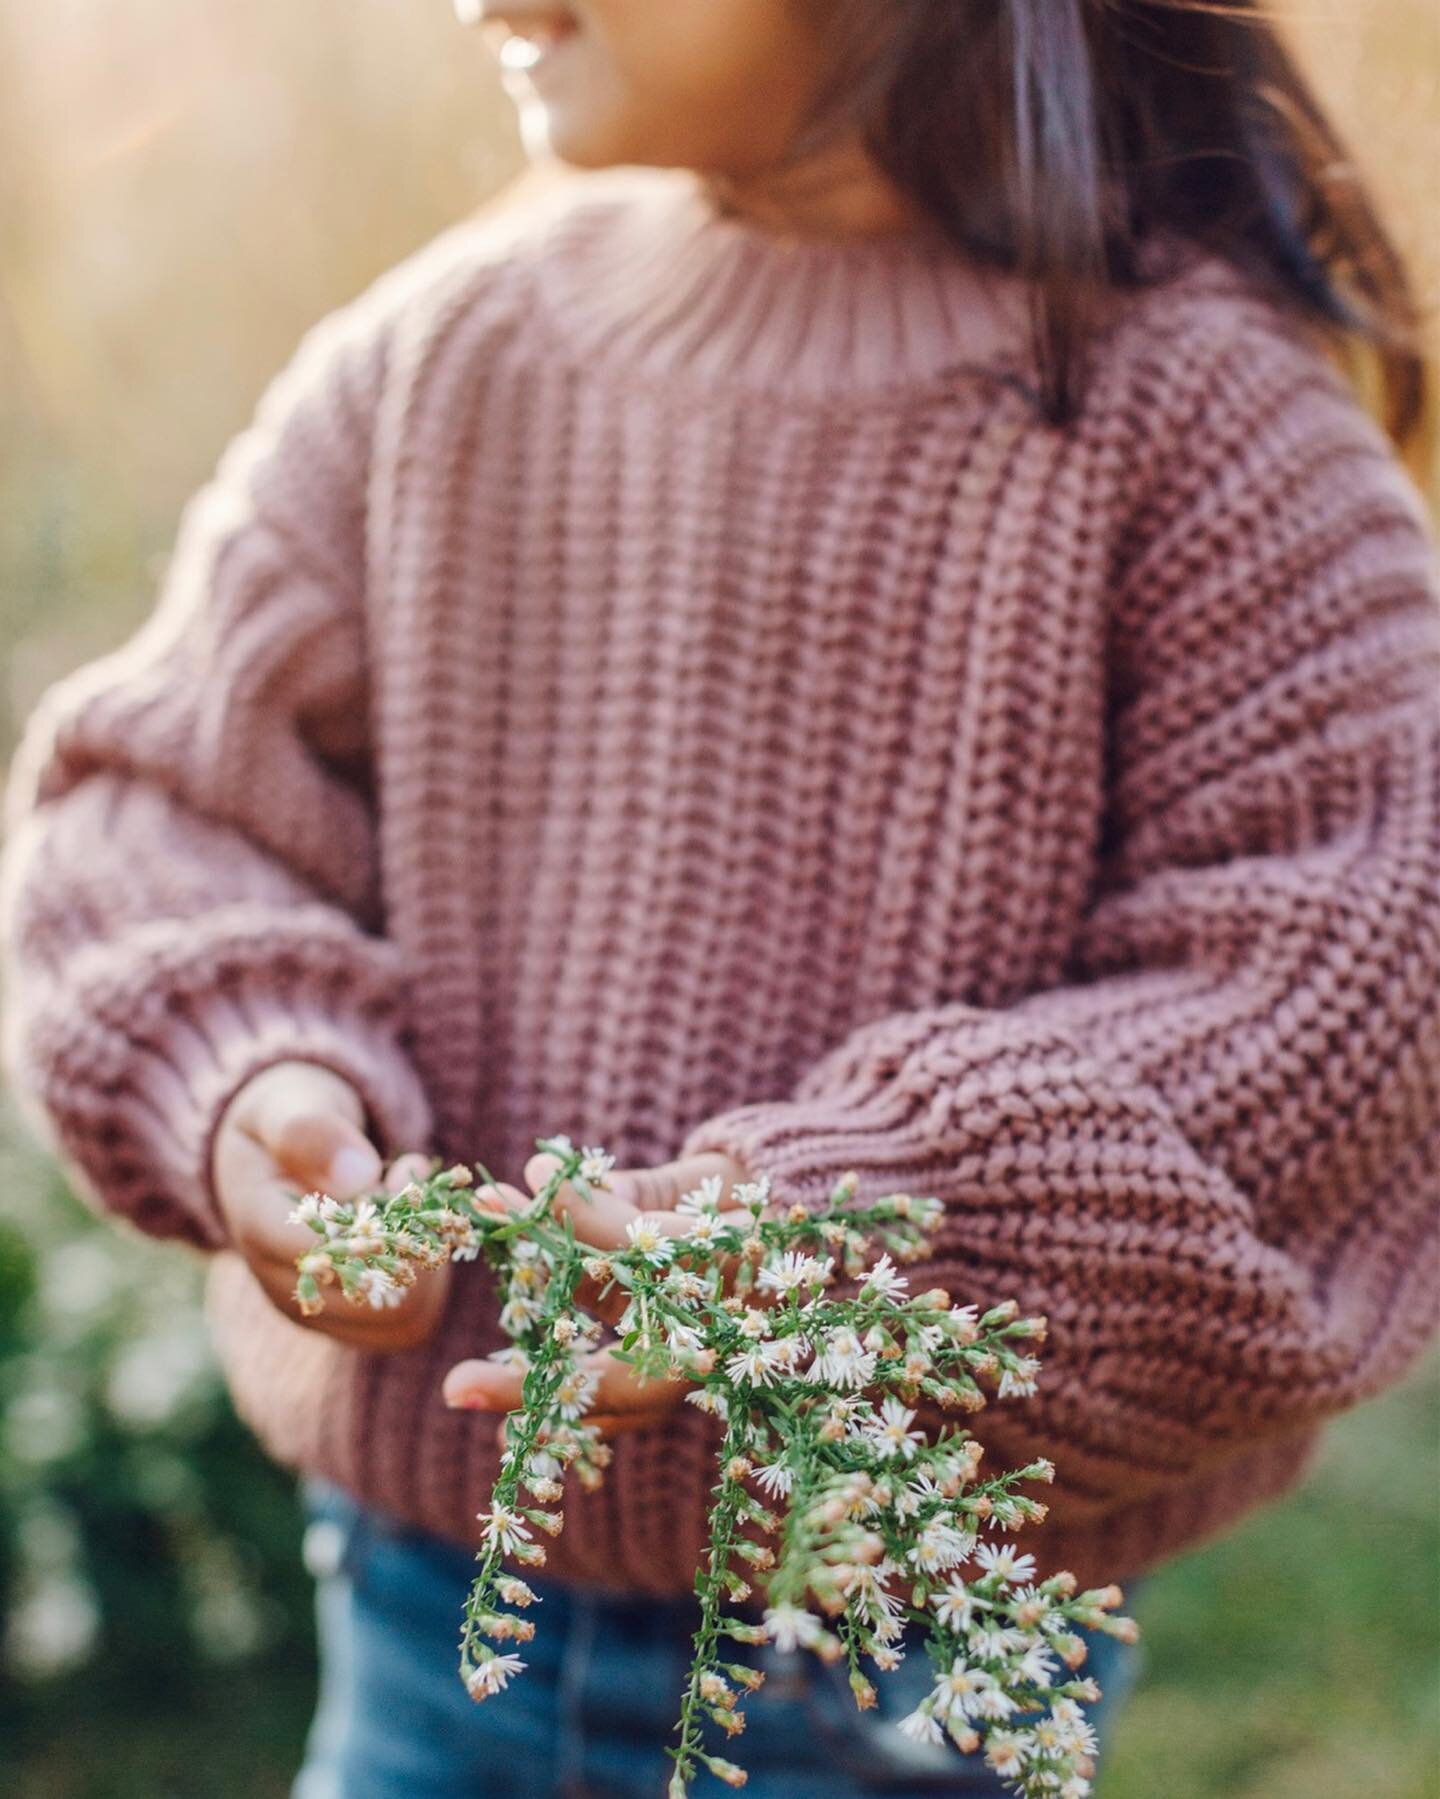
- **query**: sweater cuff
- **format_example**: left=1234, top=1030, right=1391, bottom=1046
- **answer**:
left=27, top=978, right=434, bottom=1255
left=184, top=995, right=436, bottom=1245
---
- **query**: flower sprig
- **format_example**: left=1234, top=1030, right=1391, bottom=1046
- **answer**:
left=288, top=1136, right=1137, bottom=1798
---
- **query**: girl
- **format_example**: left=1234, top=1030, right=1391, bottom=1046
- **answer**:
left=3, top=2, right=1437, bottom=1795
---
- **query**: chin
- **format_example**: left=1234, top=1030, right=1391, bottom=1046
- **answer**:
left=515, top=98, right=662, bottom=172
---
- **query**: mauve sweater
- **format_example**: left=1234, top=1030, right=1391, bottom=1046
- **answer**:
left=3, top=165, right=1439, bottom=1596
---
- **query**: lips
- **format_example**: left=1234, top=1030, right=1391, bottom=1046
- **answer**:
left=466, top=4, right=580, bottom=44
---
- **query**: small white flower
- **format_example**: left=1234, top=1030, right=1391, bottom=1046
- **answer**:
left=725, top=1343, right=785, bottom=1387
left=864, top=1397, right=924, bottom=1461
left=288, top=1193, right=324, bottom=1229
left=896, top=1705, right=944, bottom=1745
left=665, top=1321, right=705, bottom=1357
left=861, top=1252, right=909, bottom=1302
left=807, top=1327, right=876, bottom=1390
left=823, top=1395, right=863, bottom=1426
left=663, top=1269, right=710, bottom=1304
left=938, top=1303, right=981, bottom=1337
left=477, top=1504, right=532, bottom=1555
left=676, top=1174, right=727, bottom=1215
left=931, top=1658, right=995, bottom=1720
left=752, top=1460, right=794, bottom=1499
left=756, top=1251, right=832, bottom=1295
left=997, top=1355, right=1042, bottom=1399
left=465, top=1650, right=526, bottom=1699
left=578, top=1146, right=615, bottom=1185
left=983, top=1728, right=1031, bottom=1777
left=1050, top=1701, right=1098, bottom=1757
left=765, top=1333, right=809, bottom=1371
left=972, top=1685, right=1019, bottom=1721
left=624, top=1217, right=672, bottom=1265
left=731, top=1176, right=772, bottom=1214
left=968, top=1624, right=1025, bottom=1661
left=686, top=1386, right=729, bottom=1418
left=499, top=1293, right=544, bottom=1335
left=974, top=1541, right=1036, bottom=1585
left=524, top=1448, right=564, bottom=1486
left=357, top=1268, right=404, bottom=1309
left=1017, top=1641, right=1058, bottom=1688
left=932, top=1579, right=977, bottom=1632
left=909, top=1519, right=974, bottom=1575
left=762, top=1604, right=822, bottom=1653
left=553, top=1366, right=599, bottom=1420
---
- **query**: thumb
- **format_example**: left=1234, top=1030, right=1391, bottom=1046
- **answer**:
left=607, top=1153, right=740, bottom=1212
left=249, top=1063, right=383, bottom=1200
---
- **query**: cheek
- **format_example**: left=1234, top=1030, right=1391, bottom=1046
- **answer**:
left=566, top=0, right=820, bottom=163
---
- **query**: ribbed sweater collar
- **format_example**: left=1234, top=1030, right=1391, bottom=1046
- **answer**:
left=525, top=164, right=1032, bottom=399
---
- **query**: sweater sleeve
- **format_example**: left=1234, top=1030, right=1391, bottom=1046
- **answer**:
left=678, top=316, right=1440, bottom=1520
left=0, top=291, right=435, bottom=1253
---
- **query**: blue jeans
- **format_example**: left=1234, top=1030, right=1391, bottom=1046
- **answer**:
left=292, top=1477, right=1147, bottom=1799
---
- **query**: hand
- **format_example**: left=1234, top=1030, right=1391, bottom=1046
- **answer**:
left=212, top=1058, right=449, bottom=1350
left=443, top=1147, right=753, bottom=1437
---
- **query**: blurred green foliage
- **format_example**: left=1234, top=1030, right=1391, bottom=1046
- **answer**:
left=0, top=1098, right=317, bottom=1797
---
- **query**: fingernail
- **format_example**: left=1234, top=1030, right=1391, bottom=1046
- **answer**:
left=327, top=1145, right=378, bottom=1196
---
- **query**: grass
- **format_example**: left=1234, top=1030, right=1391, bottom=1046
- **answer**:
left=1101, top=1354, right=1440, bottom=1798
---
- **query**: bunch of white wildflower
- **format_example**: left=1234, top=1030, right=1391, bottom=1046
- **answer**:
left=290, top=1136, right=1137, bottom=1798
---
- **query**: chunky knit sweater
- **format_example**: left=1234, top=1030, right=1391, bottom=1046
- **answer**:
left=3, top=165, right=1439, bottom=1597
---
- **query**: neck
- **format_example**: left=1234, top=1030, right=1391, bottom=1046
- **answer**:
left=696, top=144, right=939, bottom=245
left=524, top=165, right=1033, bottom=400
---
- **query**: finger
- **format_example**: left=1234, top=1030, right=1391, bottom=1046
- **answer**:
left=525, top=1149, right=745, bottom=1219
left=216, top=1125, right=327, bottom=1268
left=444, top=1356, right=524, bottom=1411
left=444, top=1347, right=688, bottom=1417
left=515, top=1165, right=708, bottom=1257
left=247, top=1066, right=382, bottom=1199
left=248, top=1223, right=452, bottom=1349
left=318, top=1261, right=452, bottom=1351
left=473, top=1178, right=529, bottom=1217
left=383, top=1152, right=438, bottom=1195
left=519, top=1153, right=639, bottom=1250
left=572, top=1267, right=632, bottom=1328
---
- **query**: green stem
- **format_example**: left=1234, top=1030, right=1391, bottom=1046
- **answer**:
left=670, top=1396, right=755, bottom=1789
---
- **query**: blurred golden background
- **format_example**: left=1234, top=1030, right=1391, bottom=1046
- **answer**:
left=1, top=3, right=1437, bottom=1795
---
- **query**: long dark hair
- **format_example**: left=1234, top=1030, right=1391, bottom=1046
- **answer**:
left=791, top=0, right=1429, bottom=454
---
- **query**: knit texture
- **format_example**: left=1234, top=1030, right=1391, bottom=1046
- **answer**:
left=3, top=164, right=1439, bottom=1596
